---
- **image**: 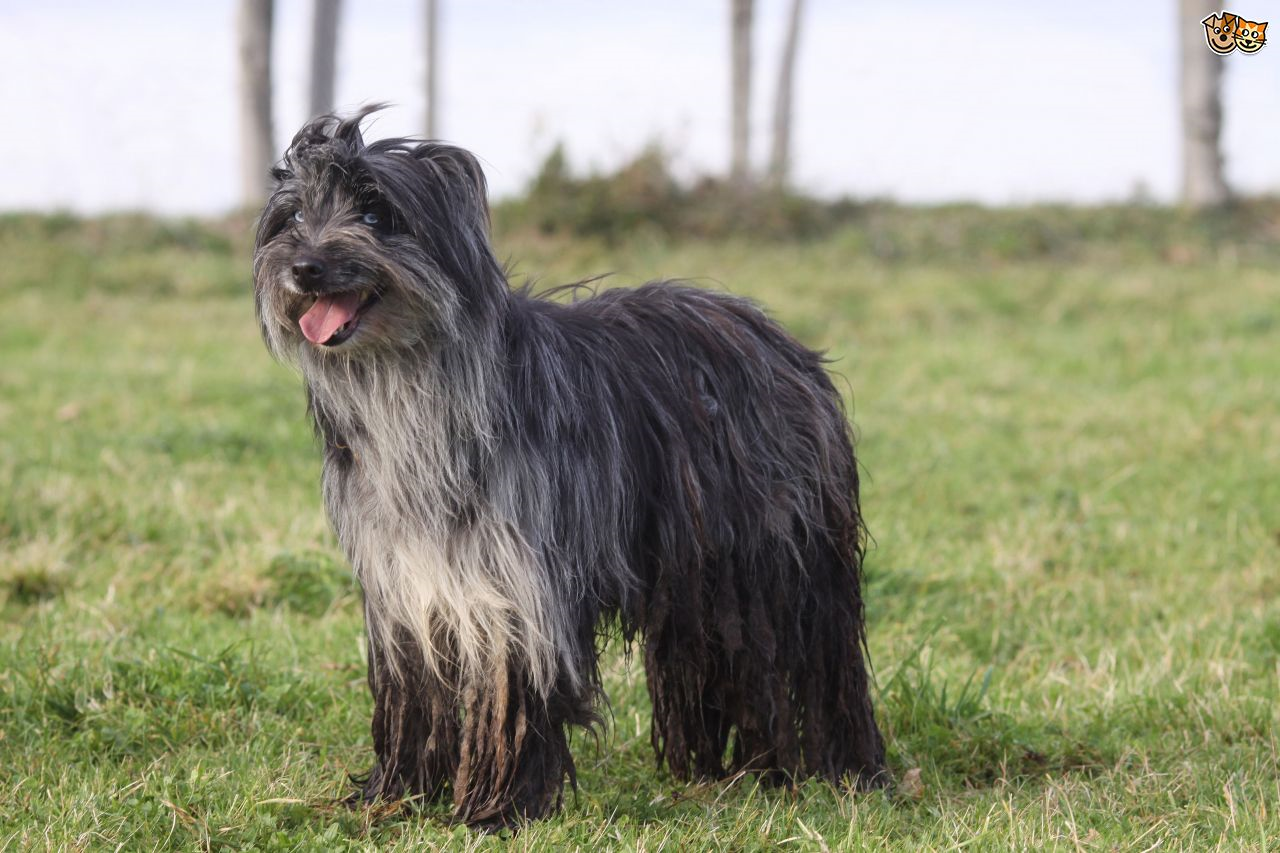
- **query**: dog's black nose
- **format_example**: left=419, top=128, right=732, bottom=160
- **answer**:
left=291, top=257, right=327, bottom=286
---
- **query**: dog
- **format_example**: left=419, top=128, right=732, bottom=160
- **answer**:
left=252, top=108, right=887, bottom=830
left=1202, top=12, right=1238, bottom=54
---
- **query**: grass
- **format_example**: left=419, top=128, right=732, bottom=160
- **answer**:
left=1, top=207, right=1278, bottom=849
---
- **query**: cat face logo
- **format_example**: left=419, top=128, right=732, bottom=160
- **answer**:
left=1203, top=10, right=1266, bottom=53
left=1235, top=17, right=1267, bottom=52
left=1202, top=12, right=1238, bottom=53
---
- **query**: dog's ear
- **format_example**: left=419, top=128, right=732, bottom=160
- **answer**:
left=418, top=145, right=492, bottom=223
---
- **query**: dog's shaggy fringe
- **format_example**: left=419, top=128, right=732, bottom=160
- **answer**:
left=253, top=107, right=887, bottom=830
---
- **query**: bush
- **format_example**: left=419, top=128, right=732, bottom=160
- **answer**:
left=494, top=143, right=853, bottom=243
left=495, top=143, right=1280, bottom=260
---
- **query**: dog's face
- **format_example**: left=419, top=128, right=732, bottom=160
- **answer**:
left=254, top=110, right=501, bottom=363
left=1235, top=17, right=1267, bottom=52
left=1202, top=12, right=1238, bottom=54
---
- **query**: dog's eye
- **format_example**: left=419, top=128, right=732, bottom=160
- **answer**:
left=362, top=212, right=380, bottom=226
left=293, top=210, right=305, bottom=224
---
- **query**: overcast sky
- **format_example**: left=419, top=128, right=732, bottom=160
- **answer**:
left=2, top=0, right=1278, bottom=214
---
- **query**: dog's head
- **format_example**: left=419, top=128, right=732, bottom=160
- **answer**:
left=253, top=107, right=504, bottom=363
left=1202, top=12, right=1238, bottom=54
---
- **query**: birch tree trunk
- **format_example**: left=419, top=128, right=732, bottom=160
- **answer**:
left=730, top=0, right=753, bottom=187
left=308, top=0, right=341, bottom=118
left=767, top=0, right=804, bottom=190
left=424, top=0, right=439, bottom=137
left=1179, top=0, right=1228, bottom=207
left=238, top=0, right=274, bottom=207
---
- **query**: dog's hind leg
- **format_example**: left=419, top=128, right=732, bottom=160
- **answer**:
left=645, top=550, right=805, bottom=784
left=350, top=628, right=460, bottom=806
left=642, top=557, right=747, bottom=781
left=791, top=533, right=888, bottom=789
left=725, top=532, right=888, bottom=789
left=644, top=536, right=887, bottom=790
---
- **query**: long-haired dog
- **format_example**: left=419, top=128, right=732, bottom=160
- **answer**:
left=253, top=109, right=887, bottom=830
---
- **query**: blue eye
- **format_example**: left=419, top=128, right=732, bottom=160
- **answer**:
left=362, top=212, right=380, bottom=226
left=293, top=210, right=304, bottom=223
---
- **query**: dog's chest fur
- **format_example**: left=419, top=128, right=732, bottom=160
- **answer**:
left=307, top=358, right=565, bottom=692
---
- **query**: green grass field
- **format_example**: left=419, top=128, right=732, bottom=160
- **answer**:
left=1, top=209, right=1277, bottom=850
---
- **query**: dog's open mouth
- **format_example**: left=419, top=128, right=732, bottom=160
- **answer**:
left=299, top=290, right=379, bottom=346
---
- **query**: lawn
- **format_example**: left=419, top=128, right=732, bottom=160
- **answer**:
left=1, top=208, right=1277, bottom=850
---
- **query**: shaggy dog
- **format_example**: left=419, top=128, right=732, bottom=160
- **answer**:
left=253, top=109, right=887, bottom=830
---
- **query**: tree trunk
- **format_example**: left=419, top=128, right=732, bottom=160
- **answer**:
left=1179, top=0, right=1228, bottom=207
left=424, top=0, right=439, bottom=138
left=238, top=0, right=274, bottom=207
left=308, top=0, right=341, bottom=118
left=730, top=0, right=753, bottom=187
left=767, top=0, right=804, bottom=190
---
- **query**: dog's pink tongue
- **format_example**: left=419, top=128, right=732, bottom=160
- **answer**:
left=299, top=293, right=362, bottom=344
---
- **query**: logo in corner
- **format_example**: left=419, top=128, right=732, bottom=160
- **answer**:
left=1203, top=10, right=1267, bottom=53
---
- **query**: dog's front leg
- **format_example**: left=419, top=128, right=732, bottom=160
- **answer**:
left=352, top=628, right=460, bottom=806
left=451, top=662, right=574, bottom=831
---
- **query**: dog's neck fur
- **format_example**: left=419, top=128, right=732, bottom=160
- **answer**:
left=304, top=334, right=499, bottom=511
